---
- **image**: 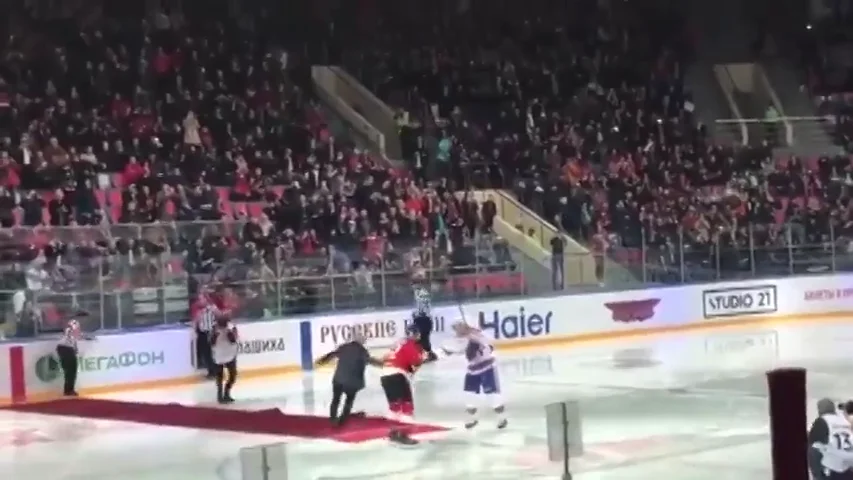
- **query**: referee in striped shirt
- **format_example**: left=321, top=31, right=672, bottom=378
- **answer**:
left=57, top=319, right=83, bottom=396
left=195, top=300, right=219, bottom=379
left=412, top=286, right=437, bottom=362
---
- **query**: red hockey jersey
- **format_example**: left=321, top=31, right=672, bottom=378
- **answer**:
left=385, top=338, right=424, bottom=375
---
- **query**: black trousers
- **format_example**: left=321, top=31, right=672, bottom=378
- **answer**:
left=56, top=345, right=78, bottom=395
left=417, top=331, right=432, bottom=352
left=196, top=328, right=215, bottom=376
left=330, top=382, right=359, bottom=425
left=413, top=313, right=436, bottom=361
left=380, top=373, right=414, bottom=405
left=214, top=359, right=237, bottom=399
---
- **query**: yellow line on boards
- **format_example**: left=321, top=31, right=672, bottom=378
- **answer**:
left=1, top=310, right=850, bottom=406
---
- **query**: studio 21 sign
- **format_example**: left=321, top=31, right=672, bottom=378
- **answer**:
left=701, top=285, right=778, bottom=319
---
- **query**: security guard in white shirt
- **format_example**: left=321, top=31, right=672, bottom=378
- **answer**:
left=210, top=315, right=238, bottom=404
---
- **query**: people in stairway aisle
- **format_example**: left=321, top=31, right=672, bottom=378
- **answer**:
left=315, top=331, right=385, bottom=427
left=211, top=313, right=239, bottom=404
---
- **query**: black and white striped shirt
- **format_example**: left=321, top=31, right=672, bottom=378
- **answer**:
left=57, top=322, right=80, bottom=351
left=413, top=287, right=431, bottom=317
left=196, top=304, right=219, bottom=333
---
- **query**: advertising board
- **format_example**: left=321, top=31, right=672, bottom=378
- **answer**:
left=228, top=320, right=303, bottom=370
left=306, top=306, right=456, bottom=362
left=4, top=272, right=853, bottom=402
left=301, top=273, right=853, bottom=360
left=22, top=328, right=195, bottom=398
left=702, top=285, right=778, bottom=319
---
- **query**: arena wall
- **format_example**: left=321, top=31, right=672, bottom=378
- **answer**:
left=1, top=274, right=851, bottom=404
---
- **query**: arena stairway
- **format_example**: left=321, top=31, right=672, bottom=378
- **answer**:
left=760, top=58, right=844, bottom=157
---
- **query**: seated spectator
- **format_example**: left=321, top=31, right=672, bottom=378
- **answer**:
left=0, top=3, right=528, bottom=335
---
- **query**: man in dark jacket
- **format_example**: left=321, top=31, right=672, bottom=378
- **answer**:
left=316, top=332, right=385, bottom=426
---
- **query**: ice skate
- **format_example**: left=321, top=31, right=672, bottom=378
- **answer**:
left=389, top=429, right=419, bottom=446
left=496, top=418, right=508, bottom=429
left=464, top=419, right=479, bottom=429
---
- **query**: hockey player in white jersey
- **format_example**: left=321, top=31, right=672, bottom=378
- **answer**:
left=810, top=398, right=853, bottom=480
left=441, top=321, right=507, bottom=430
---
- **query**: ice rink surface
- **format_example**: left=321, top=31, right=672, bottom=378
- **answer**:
left=3, top=319, right=853, bottom=479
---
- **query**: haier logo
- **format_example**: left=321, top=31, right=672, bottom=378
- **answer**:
left=478, top=307, right=551, bottom=340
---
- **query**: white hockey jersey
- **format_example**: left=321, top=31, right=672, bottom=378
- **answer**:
left=819, top=412, right=853, bottom=472
left=439, top=329, right=497, bottom=375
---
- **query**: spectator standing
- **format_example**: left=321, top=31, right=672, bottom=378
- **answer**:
left=764, top=104, right=781, bottom=145
left=550, top=235, right=565, bottom=291
left=13, top=300, right=40, bottom=338
left=435, top=134, right=452, bottom=179
left=353, top=263, right=375, bottom=301
left=183, top=111, right=202, bottom=147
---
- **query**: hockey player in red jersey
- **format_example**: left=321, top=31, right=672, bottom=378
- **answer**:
left=380, top=324, right=426, bottom=445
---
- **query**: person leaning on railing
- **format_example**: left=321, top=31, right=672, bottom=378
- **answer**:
left=14, top=300, right=42, bottom=338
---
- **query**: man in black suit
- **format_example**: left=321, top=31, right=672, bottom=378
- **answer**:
left=316, top=332, right=385, bottom=426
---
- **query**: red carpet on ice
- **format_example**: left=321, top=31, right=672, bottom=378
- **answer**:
left=4, top=398, right=448, bottom=443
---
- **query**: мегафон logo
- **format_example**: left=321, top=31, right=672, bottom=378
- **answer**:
left=34, top=355, right=60, bottom=383
left=35, top=351, right=166, bottom=383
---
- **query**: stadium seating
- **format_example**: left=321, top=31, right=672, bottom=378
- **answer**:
left=0, top=10, right=523, bottom=337
left=338, top=0, right=853, bottom=284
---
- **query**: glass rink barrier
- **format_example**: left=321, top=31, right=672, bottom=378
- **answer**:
left=2, top=219, right=851, bottom=336
left=583, top=222, right=853, bottom=287
left=0, top=222, right=529, bottom=336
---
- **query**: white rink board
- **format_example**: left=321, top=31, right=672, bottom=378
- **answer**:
left=230, top=320, right=302, bottom=369
left=22, top=329, right=196, bottom=397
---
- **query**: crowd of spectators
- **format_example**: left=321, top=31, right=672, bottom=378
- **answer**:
left=0, top=6, right=524, bottom=337
left=9, top=0, right=853, bottom=338
left=336, top=0, right=853, bottom=284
